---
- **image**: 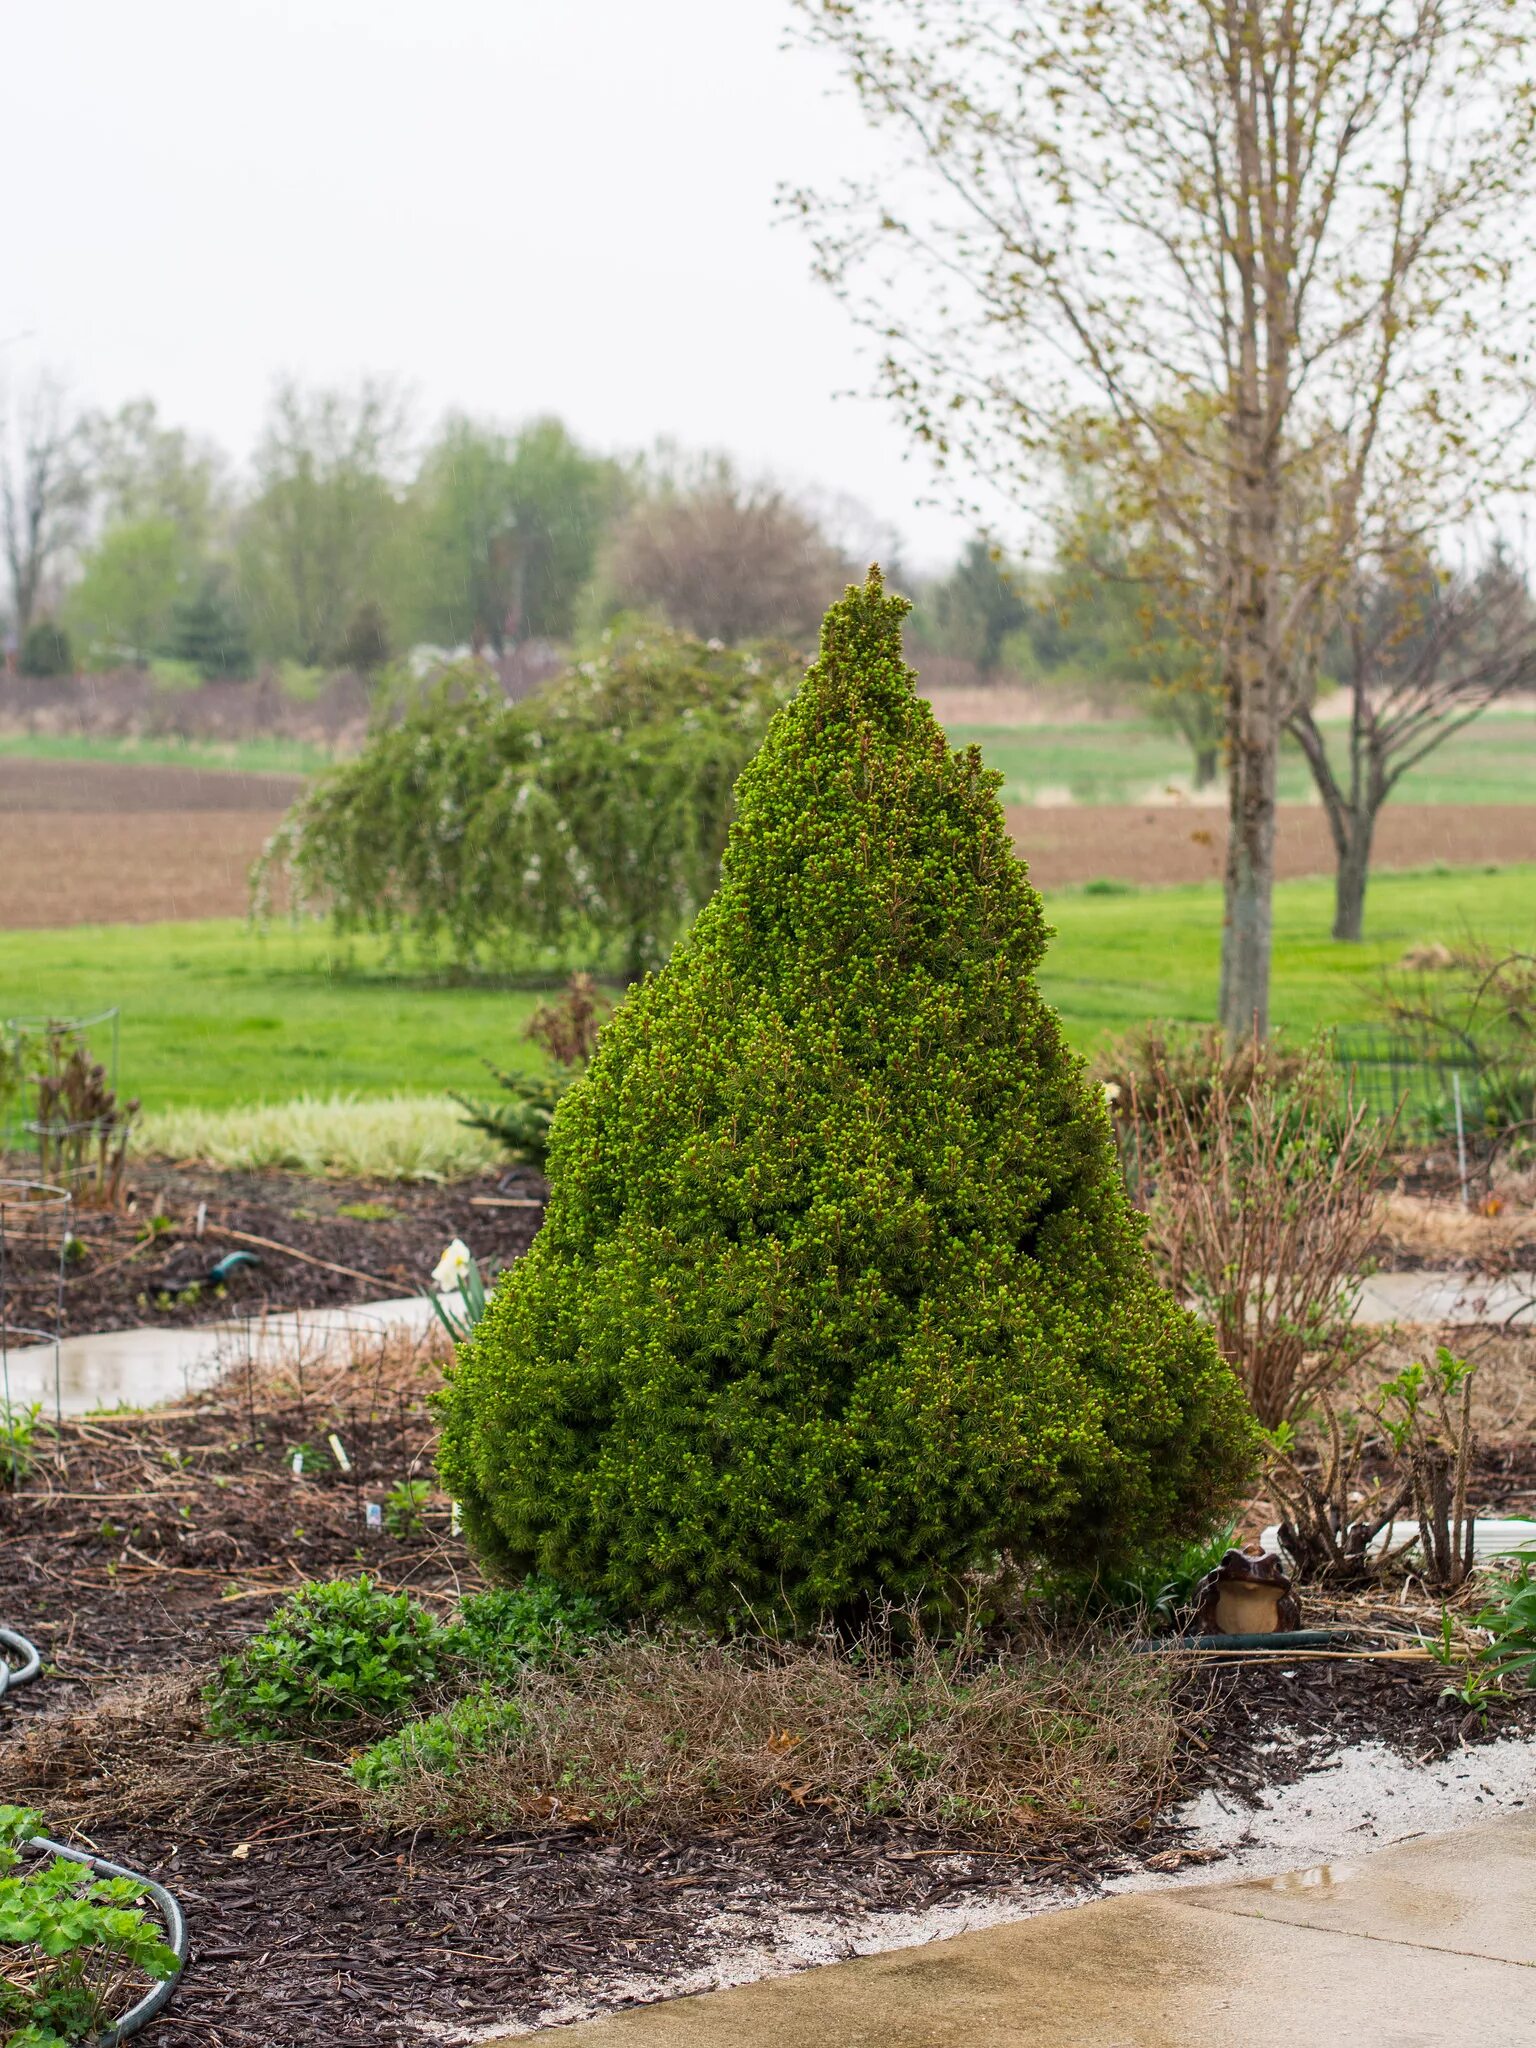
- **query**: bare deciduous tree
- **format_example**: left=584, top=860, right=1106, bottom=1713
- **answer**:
left=0, top=377, right=91, bottom=643
left=1291, top=553, right=1536, bottom=941
left=599, top=461, right=850, bottom=645
left=788, top=0, right=1536, bottom=1036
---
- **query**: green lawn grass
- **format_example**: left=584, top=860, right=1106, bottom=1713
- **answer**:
left=2, top=864, right=1531, bottom=1111
left=947, top=705, right=1536, bottom=806
left=9, top=700, right=1533, bottom=803
left=0, top=731, right=334, bottom=776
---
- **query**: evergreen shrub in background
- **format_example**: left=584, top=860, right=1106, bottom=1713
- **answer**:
left=18, top=619, right=74, bottom=678
left=438, top=571, right=1256, bottom=1624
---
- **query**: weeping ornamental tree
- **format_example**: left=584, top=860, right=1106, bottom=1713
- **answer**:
left=438, top=574, right=1254, bottom=1622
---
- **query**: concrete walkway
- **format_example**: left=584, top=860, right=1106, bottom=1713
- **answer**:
left=4, top=1268, right=1529, bottom=1419
left=503, top=1813, right=1536, bottom=2046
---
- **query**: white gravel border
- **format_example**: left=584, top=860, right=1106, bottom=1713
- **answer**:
left=467, top=1732, right=1536, bottom=2040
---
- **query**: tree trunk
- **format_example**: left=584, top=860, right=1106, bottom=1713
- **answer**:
left=1332, top=812, right=1375, bottom=942
left=1218, top=450, right=1281, bottom=1043
left=1194, top=743, right=1219, bottom=790
left=1219, top=710, right=1277, bottom=1039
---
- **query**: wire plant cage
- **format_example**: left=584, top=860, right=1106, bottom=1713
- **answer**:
left=0, top=1178, right=73, bottom=1438
left=1332, top=1025, right=1493, bottom=1145
left=3, top=1009, right=136, bottom=1208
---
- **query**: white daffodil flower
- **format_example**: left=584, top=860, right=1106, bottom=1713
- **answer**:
left=1102, top=1081, right=1122, bottom=1103
left=431, top=1238, right=474, bottom=1292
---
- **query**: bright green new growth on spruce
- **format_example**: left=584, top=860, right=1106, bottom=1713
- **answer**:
left=438, top=571, right=1256, bottom=1622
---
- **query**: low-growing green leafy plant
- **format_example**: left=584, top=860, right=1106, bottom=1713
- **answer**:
left=351, top=1689, right=526, bottom=1793
left=205, top=1576, right=447, bottom=1739
left=1474, top=1551, right=1536, bottom=1689
left=204, top=1574, right=605, bottom=1743
left=0, top=1806, right=178, bottom=2047
left=443, top=1579, right=608, bottom=1685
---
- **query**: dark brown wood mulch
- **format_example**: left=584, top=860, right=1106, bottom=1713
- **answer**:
left=3, top=1379, right=1531, bottom=2045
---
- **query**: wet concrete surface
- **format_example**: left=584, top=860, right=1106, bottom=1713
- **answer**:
left=4, top=1266, right=1523, bottom=1419
left=0, top=1294, right=443, bottom=1414
left=502, top=1814, right=1536, bottom=2046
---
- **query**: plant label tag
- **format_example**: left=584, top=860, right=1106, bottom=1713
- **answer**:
left=450, top=1501, right=462, bottom=1535
left=328, top=1432, right=352, bottom=1472
left=290, top=1449, right=304, bottom=1477
left=365, top=1501, right=383, bottom=1531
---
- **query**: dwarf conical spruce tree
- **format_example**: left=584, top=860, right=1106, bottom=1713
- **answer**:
left=438, top=571, right=1255, bottom=1622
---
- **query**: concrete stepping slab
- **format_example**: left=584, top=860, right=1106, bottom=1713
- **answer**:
left=1186, top=1811, right=1536, bottom=1966
left=502, top=1816, right=1536, bottom=2046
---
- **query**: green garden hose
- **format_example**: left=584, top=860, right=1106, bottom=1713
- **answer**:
left=0, top=1624, right=40, bottom=1696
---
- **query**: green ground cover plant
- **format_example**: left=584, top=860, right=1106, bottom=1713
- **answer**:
left=204, top=1574, right=608, bottom=1743
left=3, top=868, right=1530, bottom=1115
left=205, top=1576, right=449, bottom=1739
left=0, top=1807, right=178, bottom=2048
left=439, top=572, right=1256, bottom=1623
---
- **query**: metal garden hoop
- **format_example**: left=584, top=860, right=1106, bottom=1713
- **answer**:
left=0, top=1179, right=73, bottom=1431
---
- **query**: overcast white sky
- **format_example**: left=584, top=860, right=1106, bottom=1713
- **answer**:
left=1, top=0, right=974, bottom=569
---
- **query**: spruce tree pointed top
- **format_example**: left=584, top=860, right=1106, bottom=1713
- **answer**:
left=439, top=570, right=1256, bottom=1624
left=805, top=563, right=914, bottom=722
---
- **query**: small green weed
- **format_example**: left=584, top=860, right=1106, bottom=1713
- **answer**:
left=350, top=1690, right=525, bottom=1793
left=336, top=1201, right=394, bottom=1222
left=0, top=1805, right=178, bottom=2047
left=1, top=1403, right=42, bottom=1490
left=384, top=1479, right=431, bottom=1538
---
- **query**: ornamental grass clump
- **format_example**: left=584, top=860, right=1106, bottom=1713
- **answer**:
left=438, top=570, right=1256, bottom=1624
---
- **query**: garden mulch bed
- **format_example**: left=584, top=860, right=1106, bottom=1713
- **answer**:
left=5, top=1369, right=1533, bottom=2047
left=0, top=1158, right=546, bottom=1339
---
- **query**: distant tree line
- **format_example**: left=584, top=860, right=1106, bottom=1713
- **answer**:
left=0, top=377, right=867, bottom=685
left=4, top=365, right=1530, bottom=949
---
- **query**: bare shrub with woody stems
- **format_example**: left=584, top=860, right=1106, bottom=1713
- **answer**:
left=1264, top=1348, right=1480, bottom=1592
left=1136, top=1040, right=1391, bottom=1430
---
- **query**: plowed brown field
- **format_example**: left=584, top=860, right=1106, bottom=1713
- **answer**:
left=1, top=757, right=1530, bottom=928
